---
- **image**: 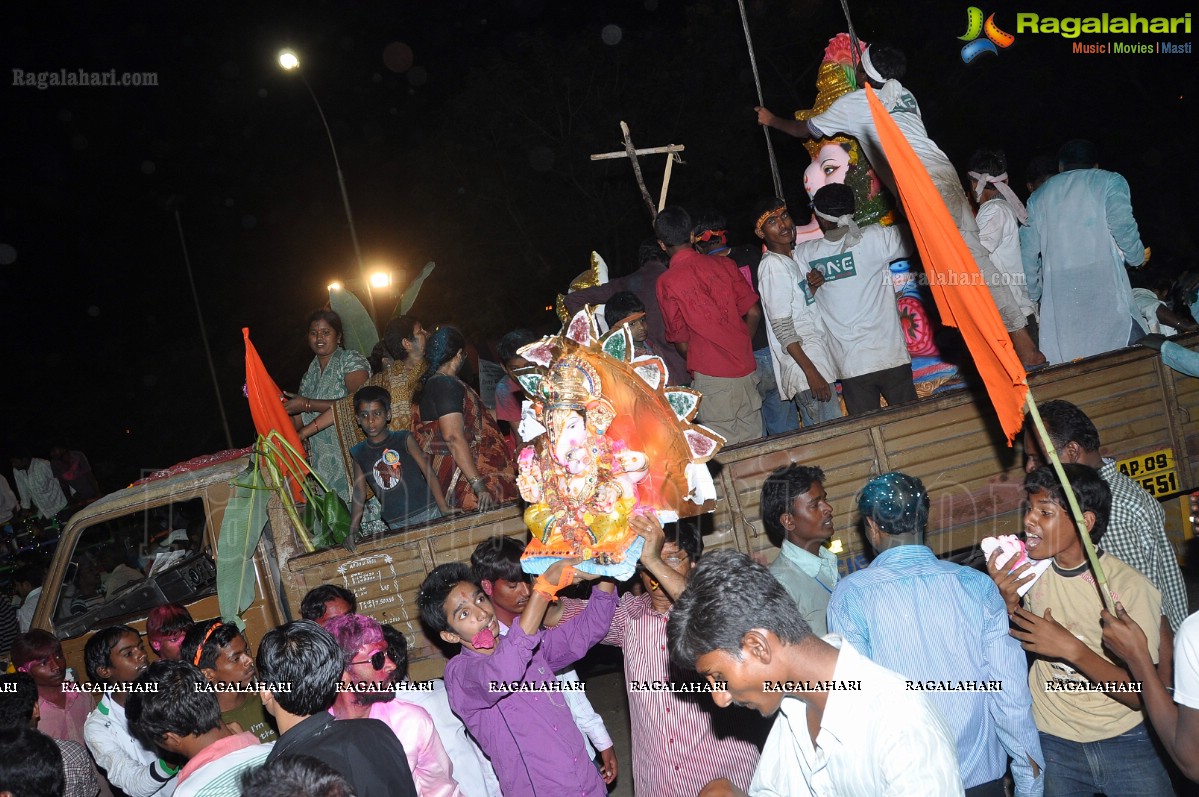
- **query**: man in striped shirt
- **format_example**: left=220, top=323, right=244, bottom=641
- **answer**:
left=592, top=515, right=764, bottom=796
left=828, top=472, right=1043, bottom=797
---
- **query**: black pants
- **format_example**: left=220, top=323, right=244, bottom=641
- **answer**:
left=964, top=777, right=1005, bottom=797
left=841, top=363, right=918, bottom=416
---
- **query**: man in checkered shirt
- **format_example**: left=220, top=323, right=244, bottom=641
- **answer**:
left=1023, top=400, right=1188, bottom=633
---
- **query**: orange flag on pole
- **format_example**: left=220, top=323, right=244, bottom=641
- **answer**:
left=243, top=328, right=309, bottom=500
left=865, top=85, right=1027, bottom=442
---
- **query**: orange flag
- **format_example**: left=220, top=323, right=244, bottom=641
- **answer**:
left=865, top=85, right=1027, bottom=442
left=243, top=328, right=309, bottom=499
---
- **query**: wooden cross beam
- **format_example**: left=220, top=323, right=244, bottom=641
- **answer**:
left=590, top=121, right=685, bottom=221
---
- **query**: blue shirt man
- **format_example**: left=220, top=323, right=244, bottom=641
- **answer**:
left=827, top=472, right=1044, bottom=797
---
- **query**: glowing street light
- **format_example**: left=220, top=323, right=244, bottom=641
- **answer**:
left=369, top=270, right=392, bottom=289
left=327, top=281, right=343, bottom=292
left=276, top=47, right=374, bottom=318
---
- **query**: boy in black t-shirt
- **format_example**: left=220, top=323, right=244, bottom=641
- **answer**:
left=349, top=386, right=452, bottom=533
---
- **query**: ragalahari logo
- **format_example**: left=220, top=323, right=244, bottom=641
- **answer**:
left=958, top=7, right=1016, bottom=63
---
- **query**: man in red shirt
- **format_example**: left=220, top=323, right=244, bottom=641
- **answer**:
left=655, top=206, right=762, bottom=444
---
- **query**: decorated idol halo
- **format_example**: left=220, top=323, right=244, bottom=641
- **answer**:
left=513, top=307, right=724, bottom=579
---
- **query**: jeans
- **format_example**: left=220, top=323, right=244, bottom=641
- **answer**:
left=754, top=347, right=798, bottom=436
left=1039, top=726, right=1174, bottom=797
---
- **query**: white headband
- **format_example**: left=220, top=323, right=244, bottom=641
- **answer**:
left=860, top=45, right=885, bottom=84
left=814, top=207, right=862, bottom=246
left=968, top=171, right=1028, bottom=225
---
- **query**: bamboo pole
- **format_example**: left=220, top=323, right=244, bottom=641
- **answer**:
left=1023, top=391, right=1116, bottom=612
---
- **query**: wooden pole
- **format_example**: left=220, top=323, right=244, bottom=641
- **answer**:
left=658, top=154, right=676, bottom=212
left=590, top=124, right=685, bottom=223
left=621, top=121, right=657, bottom=220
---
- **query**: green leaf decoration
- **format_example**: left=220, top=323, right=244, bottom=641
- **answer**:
left=666, top=389, right=701, bottom=422
left=329, top=285, right=380, bottom=358
left=602, top=327, right=630, bottom=362
left=216, top=464, right=269, bottom=620
left=398, top=261, right=436, bottom=316
left=517, top=372, right=544, bottom=398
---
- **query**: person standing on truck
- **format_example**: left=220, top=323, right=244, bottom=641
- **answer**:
left=283, top=309, right=371, bottom=505
left=755, top=43, right=1046, bottom=369
left=1021, top=140, right=1149, bottom=364
left=655, top=205, right=763, bottom=445
left=753, top=198, right=842, bottom=428
left=794, top=184, right=916, bottom=415
left=413, top=326, right=518, bottom=512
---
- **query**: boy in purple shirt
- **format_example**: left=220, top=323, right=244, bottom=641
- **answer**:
left=418, top=558, right=617, bottom=797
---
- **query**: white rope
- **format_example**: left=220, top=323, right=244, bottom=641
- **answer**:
left=735, top=0, right=784, bottom=200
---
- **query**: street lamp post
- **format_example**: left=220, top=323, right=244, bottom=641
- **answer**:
left=277, top=48, right=374, bottom=319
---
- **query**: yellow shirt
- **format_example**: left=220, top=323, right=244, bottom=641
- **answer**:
left=1025, top=552, right=1161, bottom=742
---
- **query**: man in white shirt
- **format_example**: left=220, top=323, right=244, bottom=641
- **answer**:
left=797, top=184, right=915, bottom=415
left=753, top=198, right=841, bottom=427
left=667, top=550, right=963, bottom=797
left=10, top=456, right=68, bottom=522
left=755, top=43, right=1045, bottom=369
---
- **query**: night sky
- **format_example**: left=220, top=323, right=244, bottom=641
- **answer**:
left=2, top=0, right=1194, bottom=488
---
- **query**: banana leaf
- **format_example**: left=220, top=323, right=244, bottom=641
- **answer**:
left=329, top=284, right=379, bottom=358
left=398, top=261, right=436, bottom=316
left=216, top=464, right=270, bottom=620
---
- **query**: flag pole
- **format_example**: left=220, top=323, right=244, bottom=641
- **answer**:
left=1024, top=391, right=1116, bottom=612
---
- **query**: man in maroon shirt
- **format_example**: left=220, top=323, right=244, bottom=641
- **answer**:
left=655, top=206, right=763, bottom=445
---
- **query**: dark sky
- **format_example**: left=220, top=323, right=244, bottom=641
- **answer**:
left=1, top=0, right=1194, bottom=487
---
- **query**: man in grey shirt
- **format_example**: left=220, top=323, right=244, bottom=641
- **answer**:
left=761, top=464, right=840, bottom=635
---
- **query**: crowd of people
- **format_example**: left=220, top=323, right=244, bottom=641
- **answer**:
left=3, top=394, right=1197, bottom=796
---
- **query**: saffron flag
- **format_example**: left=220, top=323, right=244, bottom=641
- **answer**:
left=243, top=328, right=309, bottom=500
left=865, top=85, right=1027, bottom=442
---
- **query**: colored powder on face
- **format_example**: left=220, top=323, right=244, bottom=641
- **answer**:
left=471, top=627, right=496, bottom=650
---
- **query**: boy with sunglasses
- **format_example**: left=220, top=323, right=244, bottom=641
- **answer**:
left=326, top=613, right=462, bottom=797
left=180, top=619, right=277, bottom=743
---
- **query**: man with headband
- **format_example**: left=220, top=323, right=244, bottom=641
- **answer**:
left=968, top=149, right=1039, bottom=347
left=752, top=196, right=840, bottom=426
left=793, top=184, right=915, bottom=415
left=827, top=472, right=1044, bottom=797
left=755, top=43, right=1047, bottom=369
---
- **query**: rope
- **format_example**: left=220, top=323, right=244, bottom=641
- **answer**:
left=838, top=0, right=865, bottom=75
left=735, top=0, right=784, bottom=200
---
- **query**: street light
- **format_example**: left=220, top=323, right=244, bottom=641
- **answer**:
left=327, top=281, right=342, bottom=292
left=276, top=47, right=374, bottom=318
left=369, top=270, right=392, bottom=289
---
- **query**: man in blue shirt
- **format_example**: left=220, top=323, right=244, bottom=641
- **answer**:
left=827, top=472, right=1043, bottom=797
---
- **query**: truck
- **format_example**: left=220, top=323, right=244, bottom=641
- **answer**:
left=30, top=337, right=1198, bottom=681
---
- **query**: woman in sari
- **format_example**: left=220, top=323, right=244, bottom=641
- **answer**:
left=284, top=309, right=370, bottom=503
left=412, top=326, right=517, bottom=511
